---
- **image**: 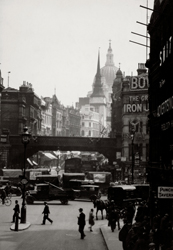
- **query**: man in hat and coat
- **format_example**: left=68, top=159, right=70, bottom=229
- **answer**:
left=77, top=208, right=86, bottom=239
left=42, top=202, right=53, bottom=225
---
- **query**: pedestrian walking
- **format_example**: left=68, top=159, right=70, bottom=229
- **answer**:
left=12, top=200, right=20, bottom=223
left=119, top=220, right=132, bottom=250
left=42, top=202, right=53, bottom=225
left=77, top=208, right=86, bottom=239
left=1, top=188, right=6, bottom=204
left=5, top=183, right=11, bottom=197
left=108, top=206, right=120, bottom=232
left=88, top=208, right=95, bottom=232
left=126, top=202, right=135, bottom=224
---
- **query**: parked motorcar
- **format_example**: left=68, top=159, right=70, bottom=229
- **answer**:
left=107, top=185, right=136, bottom=208
left=26, top=183, right=73, bottom=205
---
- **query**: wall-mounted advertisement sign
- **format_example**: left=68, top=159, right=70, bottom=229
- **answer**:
left=130, top=76, right=148, bottom=90
left=93, top=173, right=106, bottom=183
left=124, top=95, right=149, bottom=113
left=158, top=186, right=173, bottom=199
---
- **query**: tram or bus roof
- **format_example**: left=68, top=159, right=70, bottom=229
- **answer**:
left=63, top=173, right=85, bottom=176
left=109, top=185, right=136, bottom=190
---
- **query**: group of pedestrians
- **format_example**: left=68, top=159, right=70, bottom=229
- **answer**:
left=11, top=199, right=94, bottom=241
left=118, top=201, right=173, bottom=250
left=77, top=208, right=95, bottom=239
left=12, top=200, right=54, bottom=225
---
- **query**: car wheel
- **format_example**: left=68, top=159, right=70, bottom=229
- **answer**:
left=60, top=199, right=68, bottom=205
left=75, top=193, right=80, bottom=199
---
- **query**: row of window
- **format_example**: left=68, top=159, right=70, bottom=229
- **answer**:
left=82, top=122, right=99, bottom=129
left=81, top=130, right=99, bottom=137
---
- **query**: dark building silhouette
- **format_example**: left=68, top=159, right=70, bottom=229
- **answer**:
left=147, top=0, right=173, bottom=218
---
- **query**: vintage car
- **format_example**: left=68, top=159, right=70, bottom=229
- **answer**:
left=74, top=184, right=101, bottom=201
left=107, top=185, right=136, bottom=208
left=9, top=186, right=22, bottom=196
left=26, top=183, right=73, bottom=205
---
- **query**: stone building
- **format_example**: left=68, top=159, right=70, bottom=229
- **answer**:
left=1, top=81, right=41, bottom=135
left=147, top=0, right=173, bottom=219
left=111, top=64, right=149, bottom=183
left=52, top=95, right=63, bottom=136
left=67, top=106, right=81, bottom=136
left=80, top=104, right=100, bottom=137
left=90, top=42, right=119, bottom=133
left=40, top=96, right=53, bottom=136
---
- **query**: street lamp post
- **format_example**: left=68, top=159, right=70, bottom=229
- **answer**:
left=21, top=126, right=31, bottom=223
left=130, top=129, right=135, bottom=184
left=8, top=71, right=11, bottom=87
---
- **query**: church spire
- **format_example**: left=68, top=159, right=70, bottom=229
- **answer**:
left=96, top=48, right=101, bottom=79
left=105, top=40, right=114, bottom=66
left=91, top=49, right=105, bottom=97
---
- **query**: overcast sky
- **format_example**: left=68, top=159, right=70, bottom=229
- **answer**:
left=0, top=0, right=154, bottom=106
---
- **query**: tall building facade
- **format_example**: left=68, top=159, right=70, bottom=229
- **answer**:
left=78, top=42, right=119, bottom=138
left=80, top=104, right=100, bottom=137
left=100, top=41, right=118, bottom=129
left=1, top=81, right=42, bottom=135
left=67, top=106, right=81, bottom=136
left=40, top=96, right=53, bottom=136
left=52, top=95, right=63, bottom=136
left=147, top=0, right=173, bottom=219
left=111, top=64, right=149, bottom=183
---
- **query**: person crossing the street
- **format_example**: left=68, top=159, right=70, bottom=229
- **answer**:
left=77, top=208, right=86, bottom=239
left=42, top=202, right=53, bottom=225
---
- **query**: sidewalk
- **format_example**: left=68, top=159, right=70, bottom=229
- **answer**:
left=100, top=223, right=123, bottom=250
left=10, top=222, right=31, bottom=231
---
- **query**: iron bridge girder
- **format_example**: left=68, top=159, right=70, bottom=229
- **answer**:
left=9, top=135, right=121, bottom=164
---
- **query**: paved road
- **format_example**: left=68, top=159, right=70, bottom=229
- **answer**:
left=0, top=197, right=108, bottom=250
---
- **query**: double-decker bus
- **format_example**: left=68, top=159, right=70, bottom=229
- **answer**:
left=64, top=157, right=99, bottom=173
left=64, top=157, right=82, bottom=173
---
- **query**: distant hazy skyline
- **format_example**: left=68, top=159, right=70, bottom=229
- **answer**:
left=0, top=0, right=154, bottom=106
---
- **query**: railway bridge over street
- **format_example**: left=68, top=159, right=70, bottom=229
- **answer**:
left=8, top=134, right=121, bottom=166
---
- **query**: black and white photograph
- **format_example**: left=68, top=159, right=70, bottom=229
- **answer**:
left=0, top=0, right=173, bottom=249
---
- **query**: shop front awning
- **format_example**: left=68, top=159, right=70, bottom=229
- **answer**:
left=27, top=158, right=33, bottom=166
left=42, top=152, right=57, bottom=160
left=27, top=158, right=38, bottom=166
left=32, top=161, right=38, bottom=166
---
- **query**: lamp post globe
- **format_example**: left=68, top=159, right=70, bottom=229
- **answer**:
left=21, top=126, right=31, bottom=224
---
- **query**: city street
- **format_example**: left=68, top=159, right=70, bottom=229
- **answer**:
left=0, top=196, right=108, bottom=250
